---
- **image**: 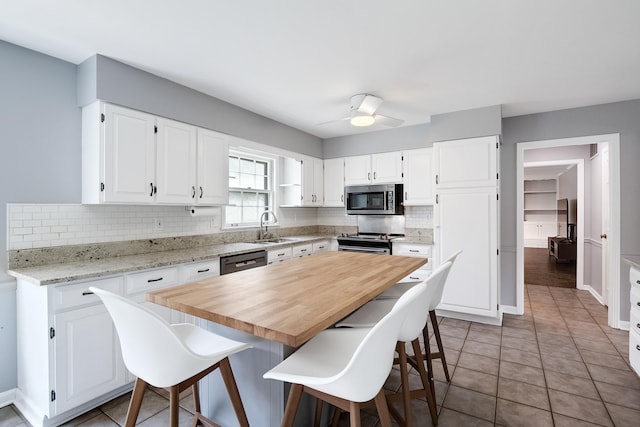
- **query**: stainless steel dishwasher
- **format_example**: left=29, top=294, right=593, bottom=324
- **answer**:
left=220, top=250, right=268, bottom=275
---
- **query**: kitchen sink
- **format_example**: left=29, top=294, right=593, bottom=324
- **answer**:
left=251, top=238, right=296, bottom=245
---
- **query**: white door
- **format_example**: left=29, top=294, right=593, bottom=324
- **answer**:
left=103, top=104, right=156, bottom=203
left=372, top=152, right=403, bottom=184
left=53, top=305, right=126, bottom=414
left=602, top=146, right=610, bottom=305
left=403, top=148, right=433, bottom=205
left=344, top=155, right=372, bottom=185
left=155, top=118, right=197, bottom=204
left=435, top=187, right=499, bottom=318
left=433, top=136, right=498, bottom=189
left=301, top=156, right=316, bottom=206
left=197, top=129, right=229, bottom=205
left=323, top=158, right=345, bottom=207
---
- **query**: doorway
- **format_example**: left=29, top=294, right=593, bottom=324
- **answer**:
left=516, top=134, right=621, bottom=328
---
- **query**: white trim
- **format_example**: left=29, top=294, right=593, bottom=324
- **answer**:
left=618, top=321, right=630, bottom=331
left=516, top=133, right=621, bottom=328
left=583, top=285, right=605, bottom=305
left=0, top=388, right=16, bottom=409
left=500, top=305, right=521, bottom=315
left=0, top=279, right=16, bottom=291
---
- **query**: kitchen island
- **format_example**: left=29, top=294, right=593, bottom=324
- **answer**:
left=148, top=252, right=427, bottom=426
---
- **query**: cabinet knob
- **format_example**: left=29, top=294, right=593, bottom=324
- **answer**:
left=600, top=234, right=607, bottom=239
left=150, top=182, right=154, bottom=197
left=199, top=186, right=203, bottom=198
left=192, top=186, right=196, bottom=198
left=637, top=344, right=640, bottom=351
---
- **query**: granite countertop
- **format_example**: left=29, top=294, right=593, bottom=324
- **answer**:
left=391, top=236, right=434, bottom=245
left=9, top=235, right=333, bottom=286
left=624, top=256, right=640, bottom=270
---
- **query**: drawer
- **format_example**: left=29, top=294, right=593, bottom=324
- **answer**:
left=53, top=276, right=123, bottom=311
left=631, top=286, right=640, bottom=311
left=181, top=259, right=220, bottom=282
left=312, top=240, right=330, bottom=253
left=631, top=266, right=640, bottom=289
left=126, top=266, right=179, bottom=295
left=393, top=243, right=432, bottom=258
left=268, top=247, right=292, bottom=263
left=398, top=268, right=432, bottom=284
left=630, top=329, right=640, bottom=375
left=631, top=307, right=640, bottom=336
left=292, top=244, right=313, bottom=257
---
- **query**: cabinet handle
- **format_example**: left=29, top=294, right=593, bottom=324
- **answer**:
left=409, top=249, right=419, bottom=253
left=341, top=194, right=344, bottom=202
left=300, top=249, right=308, bottom=252
left=637, top=345, right=640, bottom=351
left=374, top=172, right=377, bottom=180
left=368, top=172, right=371, bottom=181
left=435, top=175, right=439, bottom=185
left=278, top=252, right=285, bottom=256
left=150, top=182, right=154, bottom=197
left=147, top=277, right=163, bottom=283
left=409, top=276, right=419, bottom=280
left=192, top=186, right=196, bottom=198
left=636, top=279, right=640, bottom=285
left=199, top=186, right=203, bottom=198
left=81, top=291, right=94, bottom=296
left=637, top=301, right=640, bottom=307
left=197, top=268, right=210, bottom=273
left=405, top=191, right=408, bottom=200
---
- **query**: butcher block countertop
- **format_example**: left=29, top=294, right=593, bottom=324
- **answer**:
left=147, top=251, right=427, bottom=347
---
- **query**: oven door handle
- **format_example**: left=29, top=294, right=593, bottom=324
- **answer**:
left=338, top=246, right=390, bottom=254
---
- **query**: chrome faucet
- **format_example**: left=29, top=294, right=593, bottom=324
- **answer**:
left=259, top=210, right=278, bottom=240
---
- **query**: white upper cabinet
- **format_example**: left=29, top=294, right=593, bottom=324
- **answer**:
left=344, top=152, right=403, bottom=185
left=83, top=103, right=156, bottom=203
left=197, top=128, right=229, bottom=205
left=323, top=158, right=345, bottom=207
left=155, top=118, right=197, bottom=204
left=403, top=147, right=433, bottom=205
left=82, top=102, right=229, bottom=205
left=302, top=156, right=324, bottom=206
left=433, top=136, right=498, bottom=189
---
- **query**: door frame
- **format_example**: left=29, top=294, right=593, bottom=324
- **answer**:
left=516, top=134, right=621, bottom=328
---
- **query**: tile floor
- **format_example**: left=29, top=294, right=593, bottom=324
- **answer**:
left=2, top=284, right=639, bottom=426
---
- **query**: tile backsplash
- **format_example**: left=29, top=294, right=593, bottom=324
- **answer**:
left=7, top=203, right=432, bottom=250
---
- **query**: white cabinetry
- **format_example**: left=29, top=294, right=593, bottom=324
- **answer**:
left=344, top=152, right=403, bottom=185
left=524, top=222, right=557, bottom=248
left=267, top=247, right=293, bottom=264
left=312, top=240, right=330, bottom=253
left=292, top=243, right=313, bottom=258
left=16, top=276, right=128, bottom=425
left=403, top=148, right=434, bottom=205
left=392, top=242, right=432, bottom=282
left=302, top=157, right=324, bottom=206
left=433, top=136, right=501, bottom=324
left=628, top=263, right=640, bottom=375
left=323, top=158, right=345, bottom=207
left=279, top=156, right=323, bottom=207
left=82, top=102, right=228, bottom=205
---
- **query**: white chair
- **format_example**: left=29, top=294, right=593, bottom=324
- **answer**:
left=335, top=261, right=453, bottom=426
left=90, top=287, right=252, bottom=427
left=263, top=280, right=429, bottom=427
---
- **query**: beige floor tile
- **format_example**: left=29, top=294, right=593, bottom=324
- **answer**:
left=603, top=402, right=640, bottom=427
left=497, top=377, right=550, bottom=410
left=587, top=364, right=640, bottom=390
left=441, top=385, right=496, bottom=422
left=466, top=329, right=501, bottom=346
left=499, top=360, right=546, bottom=387
left=436, top=408, right=493, bottom=427
left=541, top=353, right=590, bottom=378
left=552, top=413, right=604, bottom=427
left=573, top=336, right=620, bottom=355
left=545, top=371, right=599, bottom=399
left=457, top=351, right=500, bottom=376
left=501, top=334, right=540, bottom=353
left=594, top=381, right=640, bottom=410
left=71, top=413, right=119, bottom=427
left=451, top=366, right=498, bottom=396
left=461, top=340, right=501, bottom=359
left=501, top=326, right=537, bottom=342
left=136, top=407, right=202, bottom=427
left=500, top=346, right=543, bottom=369
left=548, top=390, right=612, bottom=427
left=100, top=387, right=169, bottom=425
left=580, top=348, right=630, bottom=370
left=438, top=323, right=470, bottom=339
left=495, top=398, right=553, bottom=427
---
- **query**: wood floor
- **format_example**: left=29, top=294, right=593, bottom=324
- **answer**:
left=524, top=247, right=576, bottom=288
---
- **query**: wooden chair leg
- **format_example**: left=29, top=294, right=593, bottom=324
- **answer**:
left=169, top=385, right=180, bottom=427
left=349, top=401, right=361, bottom=427
left=331, top=407, right=342, bottom=427
left=422, top=324, right=436, bottom=401
left=282, top=384, right=304, bottom=427
left=219, top=357, right=249, bottom=427
left=192, top=381, right=201, bottom=413
left=397, top=342, right=412, bottom=427
left=374, top=389, right=392, bottom=427
left=314, top=398, right=323, bottom=427
left=411, top=338, right=438, bottom=426
left=430, top=310, right=450, bottom=382
left=124, top=377, right=147, bottom=427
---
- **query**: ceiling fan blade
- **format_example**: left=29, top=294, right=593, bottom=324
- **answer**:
left=356, top=94, right=383, bottom=115
left=374, top=114, right=404, bottom=127
left=316, top=116, right=350, bottom=126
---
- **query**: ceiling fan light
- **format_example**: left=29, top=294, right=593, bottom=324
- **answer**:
left=350, top=111, right=375, bottom=127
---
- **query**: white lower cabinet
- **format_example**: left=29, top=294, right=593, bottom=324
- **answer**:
left=392, top=242, right=432, bottom=282
left=267, top=247, right=293, bottom=264
left=312, top=240, right=330, bottom=253
left=292, top=243, right=313, bottom=258
left=629, top=264, right=640, bottom=375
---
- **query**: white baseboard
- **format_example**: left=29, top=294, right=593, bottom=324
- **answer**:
left=583, top=285, right=605, bottom=305
left=618, top=321, right=630, bottom=331
left=0, top=388, right=16, bottom=408
left=501, top=305, right=522, bottom=315
left=435, top=308, right=503, bottom=326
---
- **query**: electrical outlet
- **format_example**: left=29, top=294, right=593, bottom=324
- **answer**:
left=154, top=218, right=163, bottom=230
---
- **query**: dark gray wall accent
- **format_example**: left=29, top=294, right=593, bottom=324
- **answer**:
left=323, top=124, right=431, bottom=158
left=502, top=99, right=640, bottom=318
left=0, top=40, right=81, bottom=392
left=78, top=55, right=323, bottom=158
left=430, top=105, right=502, bottom=142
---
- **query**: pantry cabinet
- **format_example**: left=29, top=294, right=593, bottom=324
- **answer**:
left=82, top=102, right=228, bottom=206
left=323, top=158, right=345, bottom=207
left=433, top=136, right=501, bottom=324
left=344, top=152, right=403, bottom=185
left=402, top=148, right=434, bottom=205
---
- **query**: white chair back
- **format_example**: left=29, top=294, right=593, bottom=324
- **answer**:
left=90, top=287, right=237, bottom=388
left=319, top=282, right=427, bottom=402
left=397, top=261, right=452, bottom=343
left=429, top=250, right=462, bottom=311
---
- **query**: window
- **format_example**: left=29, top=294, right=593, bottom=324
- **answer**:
left=225, top=151, right=274, bottom=227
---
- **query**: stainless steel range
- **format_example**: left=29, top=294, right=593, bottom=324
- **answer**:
left=337, top=216, right=405, bottom=255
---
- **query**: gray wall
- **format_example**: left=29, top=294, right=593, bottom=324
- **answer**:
left=79, top=55, right=323, bottom=157
left=0, top=40, right=81, bottom=392
left=502, top=99, right=640, bottom=317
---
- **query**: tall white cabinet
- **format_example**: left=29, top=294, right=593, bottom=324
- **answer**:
left=433, top=136, right=501, bottom=324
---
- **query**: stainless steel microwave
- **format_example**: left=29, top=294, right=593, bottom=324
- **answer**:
left=345, top=184, right=404, bottom=215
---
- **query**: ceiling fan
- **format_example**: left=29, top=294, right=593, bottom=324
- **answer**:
left=319, top=94, right=405, bottom=128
